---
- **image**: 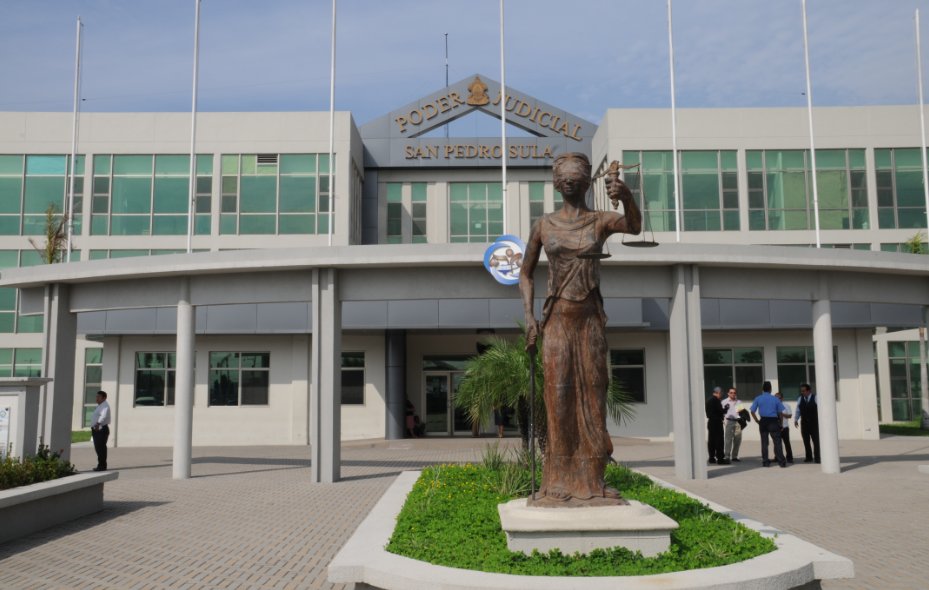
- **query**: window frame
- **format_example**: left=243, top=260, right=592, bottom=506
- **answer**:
left=208, top=351, right=271, bottom=407
left=341, top=351, right=366, bottom=405
left=609, top=349, right=647, bottom=403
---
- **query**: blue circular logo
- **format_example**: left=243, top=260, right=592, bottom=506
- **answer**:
left=484, top=234, right=526, bottom=286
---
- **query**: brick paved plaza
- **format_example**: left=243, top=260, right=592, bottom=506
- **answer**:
left=0, top=435, right=926, bottom=589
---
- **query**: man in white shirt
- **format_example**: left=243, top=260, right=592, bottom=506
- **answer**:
left=721, top=387, right=743, bottom=462
left=90, top=391, right=111, bottom=471
left=774, top=391, right=794, bottom=463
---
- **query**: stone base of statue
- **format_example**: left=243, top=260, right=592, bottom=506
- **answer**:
left=497, top=498, right=678, bottom=557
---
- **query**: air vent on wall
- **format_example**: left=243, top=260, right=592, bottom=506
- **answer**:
left=257, top=154, right=278, bottom=165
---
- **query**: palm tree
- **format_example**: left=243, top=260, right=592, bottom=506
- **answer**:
left=454, top=332, right=636, bottom=451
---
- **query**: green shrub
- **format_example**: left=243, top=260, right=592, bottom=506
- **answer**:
left=386, top=461, right=776, bottom=576
left=0, top=445, right=78, bottom=491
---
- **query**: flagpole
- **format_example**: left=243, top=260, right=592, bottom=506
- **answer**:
left=916, top=10, right=929, bottom=235
left=499, top=0, right=508, bottom=234
left=66, top=17, right=83, bottom=262
left=667, top=0, right=681, bottom=242
left=186, top=0, right=201, bottom=254
left=444, top=33, right=449, bottom=140
left=327, top=0, right=337, bottom=246
left=801, top=0, right=821, bottom=248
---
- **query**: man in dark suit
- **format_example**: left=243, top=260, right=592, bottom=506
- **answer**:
left=795, top=383, right=821, bottom=463
left=705, top=386, right=728, bottom=464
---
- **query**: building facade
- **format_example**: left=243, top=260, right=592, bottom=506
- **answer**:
left=1, top=74, right=927, bottom=456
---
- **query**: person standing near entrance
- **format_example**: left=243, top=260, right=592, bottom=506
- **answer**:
left=774, top=391, right=794, bottom=463
left=795, top=383, right=821, bottom=463
left=90, top=391, right=111, bottom=471
left=721, top=387, right=743, bottom=462
left=705, top=386, right=727, bottom=464
left=750, top=381, right=788, bottom=468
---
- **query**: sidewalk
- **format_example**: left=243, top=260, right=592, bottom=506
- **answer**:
left=0, top=435, right=926, bottom=589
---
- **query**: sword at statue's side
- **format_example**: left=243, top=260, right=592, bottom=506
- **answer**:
left=528, top=345, right=536, bottom=501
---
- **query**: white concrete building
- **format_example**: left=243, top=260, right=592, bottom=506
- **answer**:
left=1, top=74, right=928, bottom=481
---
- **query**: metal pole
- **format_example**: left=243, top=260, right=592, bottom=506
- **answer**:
left=186, top=0, right=201, bottom=254
left=667, top=0, right=681, bottom=242
left=499, top=0, right=508, bottom=234
left=66, top=17, right=83, bottom=262
left=916, top=10, right=929, bottom=236
left=327, top=0, right=337, bottom=247
left=444, top=33, right=449, bottom=140
left=802, top=0, right=822, bottom=248
left=528, top=349, right=536, bottom=501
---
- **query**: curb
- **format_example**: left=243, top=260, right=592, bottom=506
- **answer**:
left=328, top=470, right=853, bottom=590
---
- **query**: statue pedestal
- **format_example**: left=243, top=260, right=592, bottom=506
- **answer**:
left=497, top=498, right=678, bottom=557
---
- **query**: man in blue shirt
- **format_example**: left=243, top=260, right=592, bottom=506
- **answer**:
left=750, top=381, right=788, bottom=468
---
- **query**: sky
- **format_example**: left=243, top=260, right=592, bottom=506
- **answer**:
left=4, top=0, right=929, bottom=134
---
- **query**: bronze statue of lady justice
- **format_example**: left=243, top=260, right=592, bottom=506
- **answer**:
left=519, top=153, right=642, bottom=507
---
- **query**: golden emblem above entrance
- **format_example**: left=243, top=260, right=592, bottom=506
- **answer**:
left=466, top=76, right=490, bottom=106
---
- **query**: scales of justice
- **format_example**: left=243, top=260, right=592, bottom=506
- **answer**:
left=577, top=159, right=658, bottom=260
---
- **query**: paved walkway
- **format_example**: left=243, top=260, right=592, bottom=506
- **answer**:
left=1, top=435, right=927, bottom=589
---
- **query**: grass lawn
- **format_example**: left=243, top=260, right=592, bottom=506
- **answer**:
left=387, top=461, right=775, bottom=576
left=71, top=430, right=92, bottom=443
left=879, top=420, right=929, bottom=436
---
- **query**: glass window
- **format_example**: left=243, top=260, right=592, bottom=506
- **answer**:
left=386, top=183, right=403, bottom=244
left=703, top=347, right=764, bottom=397
left=885, top=342, right=922, bottom=420
left=748, top=149, right=867, bottom=231
left=448, top=182, right=503, bottom=243
left=13, top=348, right=43, bottom=377
left=411, top=182, right=427, bottom=244
left=610, top=349, right=646, bottom=403
left=622, top=151, right=677, bottom=232
left=222, top=153, right=332, bottom=236
left=93, top=154, right=212, bottom=236
left=341, top=351, right=365, bottom=405
left=209, top=351, right=270, bottom=406
left=134, top=352, right=175, bottom=406
left=875, top=148, right=928, bottom=229
left=528, top=181, right=546, bottom=228
left=82, top=348, right=104, bottom=426
left=775, top=346, right=839, bottom=401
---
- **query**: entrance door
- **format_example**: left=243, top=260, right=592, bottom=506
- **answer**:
left=423, top=371, right=469, bottom=435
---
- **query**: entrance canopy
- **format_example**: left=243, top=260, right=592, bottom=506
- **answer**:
left=2, top=243, right=928, bottom=482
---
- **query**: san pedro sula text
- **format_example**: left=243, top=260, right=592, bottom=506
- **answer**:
left=404, top=144, right=555, bottom=160
left=394, top=92, right=584, bottom=142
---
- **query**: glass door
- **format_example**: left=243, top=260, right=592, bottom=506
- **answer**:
left=424, top=372, right=450, bottom=435
left=424, top=371, right=470, bottom=435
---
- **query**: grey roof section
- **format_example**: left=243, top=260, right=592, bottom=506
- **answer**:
left=359, top=73, right=596, bottom=168
left=3, top=242, right=928, bottom=336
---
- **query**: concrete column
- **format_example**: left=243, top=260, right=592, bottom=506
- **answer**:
left=812, top=294, right=841, bottom=474
left=873, top=328, right=892, bottom=423
left=310, top=268, right=341, bottom=483
left=668, top=265, right=707, bottom=480
left=173, top=278, right=195, bottom=480
left=385, top=329, right=406, bottom=440
left=921, top=308, right=929, bottom=429
left=854, top=329, right=880, bottom=440
left=41, top=283, right=77, bottom=460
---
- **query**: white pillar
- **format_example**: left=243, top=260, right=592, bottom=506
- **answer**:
left=173, top=278, right=195, bottom=480
left=41, top=284, right=77, bottom=460
left=310, top=268, right=341, bottom=483
left=669, top=265, right=707, bottom=480
left=922, top=308, right=929, bottom=429
left=812, top=294, right=840, bottom=474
